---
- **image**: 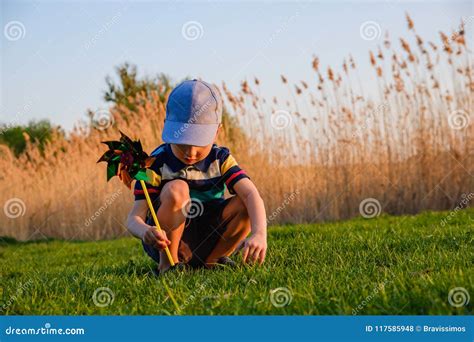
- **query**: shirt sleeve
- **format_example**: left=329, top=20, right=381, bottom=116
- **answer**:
left=219, top=148, right=250, bottom=195
left=133, top=180, right=161, bottom=201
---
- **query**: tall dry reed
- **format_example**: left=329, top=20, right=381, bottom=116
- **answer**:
left=0, top=15, right=472, bottom=240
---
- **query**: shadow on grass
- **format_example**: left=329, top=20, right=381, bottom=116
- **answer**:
left=0, top=236, right=60, bottom=246
left=0, top=236, right=125, bottom=246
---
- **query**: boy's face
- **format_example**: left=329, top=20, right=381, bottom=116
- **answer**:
left=169, top=126, right=220, bottom=165
left=170, top=143, right=213, bottom=165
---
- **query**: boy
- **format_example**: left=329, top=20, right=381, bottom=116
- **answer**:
left=126, top=79, right=267, bottom=274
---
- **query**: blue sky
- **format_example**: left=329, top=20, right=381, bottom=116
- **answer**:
left=1, top=0, right=472, bottom=131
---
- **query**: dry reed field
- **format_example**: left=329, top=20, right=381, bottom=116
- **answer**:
left=0, top=14, right=472, bottom=240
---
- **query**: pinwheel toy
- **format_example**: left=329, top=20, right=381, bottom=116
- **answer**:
left=97, top=131, right=175, bottom=267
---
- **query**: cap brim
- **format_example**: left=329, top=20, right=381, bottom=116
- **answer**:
left=162, top=120, right=218, bottom=147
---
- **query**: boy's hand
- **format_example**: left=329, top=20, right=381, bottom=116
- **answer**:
left=142, top=226, right=171, bottom=250
left=241, top=233, right=267, bottom=265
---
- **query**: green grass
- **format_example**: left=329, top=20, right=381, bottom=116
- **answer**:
left=1, top=208, right=473, bottom=315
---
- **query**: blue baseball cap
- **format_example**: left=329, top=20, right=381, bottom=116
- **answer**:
left=162, top=79, right=223, bottom=147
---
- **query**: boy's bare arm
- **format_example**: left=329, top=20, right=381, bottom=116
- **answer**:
left=233, top=178, right=267, bottom=264
left=126, top=200, right=170, bottom=249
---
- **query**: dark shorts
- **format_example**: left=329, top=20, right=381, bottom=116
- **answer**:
left=142, top=196, right=233, bottom=268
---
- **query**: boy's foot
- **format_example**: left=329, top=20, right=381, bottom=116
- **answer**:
left=216, top=256, right=237, bottom=268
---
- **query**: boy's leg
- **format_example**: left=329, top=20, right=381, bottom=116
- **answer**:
left=205, top=196, right=251, bottom=267
left=156, top=179, right=189, bottom=271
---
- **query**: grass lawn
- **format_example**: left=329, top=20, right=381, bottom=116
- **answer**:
left=1, top=208, right=472, bottom=315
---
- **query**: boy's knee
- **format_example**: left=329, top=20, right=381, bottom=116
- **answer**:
left=161, top=180, right=190, bottom=207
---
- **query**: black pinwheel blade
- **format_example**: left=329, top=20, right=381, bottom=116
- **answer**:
left=98, top=131, right=153, bottom=185
left=101, top=140, right=125, bottom=151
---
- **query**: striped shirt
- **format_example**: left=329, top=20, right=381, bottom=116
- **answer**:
left=134, top=143, right=249, bottom=203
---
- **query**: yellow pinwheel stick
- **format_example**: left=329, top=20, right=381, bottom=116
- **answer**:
left=139, top=180, right=175, bottom=267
